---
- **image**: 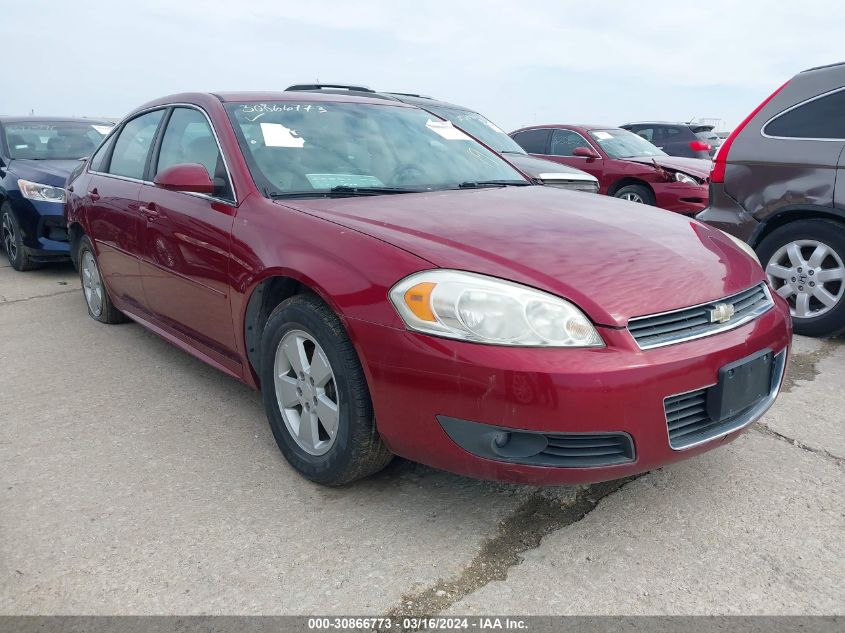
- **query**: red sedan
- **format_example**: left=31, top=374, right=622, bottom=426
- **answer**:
left=510, top=124, right=711, bottom=215
left=66, top=92, right=791, bottom=486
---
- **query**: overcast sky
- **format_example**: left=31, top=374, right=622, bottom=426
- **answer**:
left=2, top=1, right=841, bottom=131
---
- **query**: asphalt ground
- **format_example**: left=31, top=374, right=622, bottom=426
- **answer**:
left=1, top=261, right=842, bottom=616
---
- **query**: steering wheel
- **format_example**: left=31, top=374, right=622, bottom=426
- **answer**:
left=389, top=163, right=426, bottom=186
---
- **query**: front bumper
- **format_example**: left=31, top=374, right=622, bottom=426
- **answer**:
left=9, top=195, right=70, bottom=261
left=347, top=298, right=791, bottom=485
left=653, top=182, right=709, bottom=216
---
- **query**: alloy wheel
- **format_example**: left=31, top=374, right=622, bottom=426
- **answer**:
left=619, top=192, right=644, bottom=203
left=81, top=250, right=104, bottom=317
left=2, top=213, right=17, bottom=261
left=766, top=239, right=845, bottom=319
left=273, top=329, right=340, bottom=456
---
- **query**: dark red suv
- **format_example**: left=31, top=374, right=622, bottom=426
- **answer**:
left=66, top=92, right=791, bottom=486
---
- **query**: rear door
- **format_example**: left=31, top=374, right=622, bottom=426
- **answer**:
left=84, top=109, right=165, bottom=314
left=138, top=106, right=240, bottom=371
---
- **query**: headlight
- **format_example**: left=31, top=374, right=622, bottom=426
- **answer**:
left=720, top=230, right=761, bottom=265
left=674, top=171, right=699, bottom=185
left=18, top=180, right=66, bottom=203
left=389, top=270, right=604, bottom=347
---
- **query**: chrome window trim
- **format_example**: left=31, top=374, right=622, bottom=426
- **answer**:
left=88, top=103, right=239, bottom=206
left=664, top=350, right=787, bottom=451
left=760, top=85, right=845, bottom=142
left=628, top=283, right=775, bottom=350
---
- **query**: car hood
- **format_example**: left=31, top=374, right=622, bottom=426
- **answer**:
left=283, top=186, right=764, bottom=327
left=8, top=159, right=82, bottom=188
left=625, top=155, right=711, bottom=179
left=504, top=153, right=597, bottom=181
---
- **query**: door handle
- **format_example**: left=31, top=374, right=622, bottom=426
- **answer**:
left=89, top=188, right=100, bottom=201
left=139, top=204, right=165, bottom=222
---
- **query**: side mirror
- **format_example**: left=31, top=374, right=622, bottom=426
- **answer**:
left=153, top=163, right=214, bottom=195
left=572, top=146, right=600, bottom=159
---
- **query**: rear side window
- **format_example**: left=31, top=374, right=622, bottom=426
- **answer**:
left=89, top=134, right=116, bottom=172
left=511, top=129, right=550, bottom=154
left=108, top=110, right=165, bottom=180
left=764, top=88, right=845, bottom=139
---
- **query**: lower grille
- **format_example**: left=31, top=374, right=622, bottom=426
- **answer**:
left=664, top=351, right=786, bottom=449
left=437, top=415, right=635, bottom=468
left=538, top=432, right=635, bottom=467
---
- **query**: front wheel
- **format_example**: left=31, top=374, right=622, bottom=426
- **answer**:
left=758, top=219, right=845, bottom=337
left=1, top=203, right=40, bottom=271
left=613, top=184, right=655, bottom=206
left=260, top=294, right=393, bottom=485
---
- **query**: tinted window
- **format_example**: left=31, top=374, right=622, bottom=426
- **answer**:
left=108, top=110, right=164, bottom=179
left=550, top=129, right=591, bottom=156
left=511, top=129, right=549, bottom=154
left=764, top=88, right=845, bottom=138
left=631, top=127, right=654, bottom=142
left=89, top=133, right=116, bottom=172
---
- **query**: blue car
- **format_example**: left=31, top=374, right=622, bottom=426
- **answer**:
left=0, top=117, right=113, bottom=270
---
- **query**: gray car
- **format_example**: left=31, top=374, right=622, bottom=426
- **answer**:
left=698, top=61, right=845, bottom=337
left=286, top=84, right=599, bottom=193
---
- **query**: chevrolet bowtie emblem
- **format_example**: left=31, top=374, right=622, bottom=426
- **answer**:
left=709, top=302, right=736, bottom=324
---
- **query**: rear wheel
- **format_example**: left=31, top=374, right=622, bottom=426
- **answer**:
left=77, top=235, right=129, bottom=324
left=758, top=219, right=845, bottom=337
left=260, top=294, right=393, bottom=485
left=613, top=184, right=655, bottom=206
left=1, top=203, right=40, bottom=271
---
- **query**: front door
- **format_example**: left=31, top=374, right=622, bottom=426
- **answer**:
left=138, top=106, right=239, bottom=370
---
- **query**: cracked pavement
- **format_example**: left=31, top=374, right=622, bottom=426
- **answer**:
left=1, top=263, right=842, bottom=616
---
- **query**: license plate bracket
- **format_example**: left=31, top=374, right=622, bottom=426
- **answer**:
left=707, top=348, right=774, bottom=422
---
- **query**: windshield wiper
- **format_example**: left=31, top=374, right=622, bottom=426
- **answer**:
left=457, top=180, right=531, bottom=189
left=267, top=186, right=424, bottom=199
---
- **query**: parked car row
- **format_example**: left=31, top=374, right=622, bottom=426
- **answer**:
left=2, top=61, right=840, bottom=487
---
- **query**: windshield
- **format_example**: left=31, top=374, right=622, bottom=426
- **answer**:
left=4, top=121, right=112, bottom=160
left=423, top=105, right=525, bottom=154
left=588, top=128, right=667, bottom=159
left=225, top=102, right=525, bottom=197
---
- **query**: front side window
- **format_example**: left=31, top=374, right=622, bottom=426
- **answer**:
left=588, top=129, right=666, bottom=159
left=156, top=108, right=232, bottom=199
left=225, top=102, right=524, bottom=196
left=3, top=121, right=112, bottom=160
left=764, top=88, right=845, bottom=139
left=550, top=129, right=592, bottom=157
left=89, top=133, right=117, bottom=172
left=423, top=105, right=525, bottom=154
left=108, top=110, right=165, bottom=180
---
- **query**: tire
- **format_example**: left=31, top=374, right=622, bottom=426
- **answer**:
left=757, top=219, right=845, bottom=337
left=260, top=294, right=393, bottom=486
left=77, top=235, right=129, bottom=324
left=1, top=203, right=40, bottom=271
left=613, top=184, right=655, bottom=206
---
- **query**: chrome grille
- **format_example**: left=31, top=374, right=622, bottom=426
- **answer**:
left=628, top=284, right=773, bottom=350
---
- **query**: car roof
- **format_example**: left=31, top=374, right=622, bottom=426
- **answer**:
left=282, top=84, right=475, bottom=113
left=131, top=91, right=417, bottom=114
left=622, top=121, right=694, bottom=127
left=0, top=116, right=113, bottom=125
left=512, top=124, right=621, bottom=132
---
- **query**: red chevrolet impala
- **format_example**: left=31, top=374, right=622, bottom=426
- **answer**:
left=66, top=92, right=791, bottom=486
left=510, top=124, right=711, bottom=215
